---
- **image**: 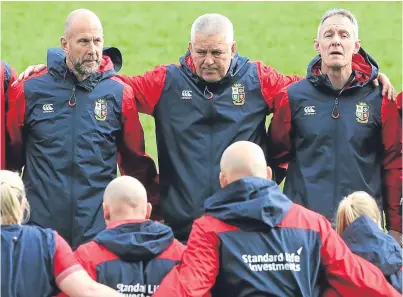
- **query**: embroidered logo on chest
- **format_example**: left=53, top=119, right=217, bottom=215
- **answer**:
left=303, top=106, right=316, bottom=115
left=94, top=98, right=107, bottom=121
left=232, top=83, right=246, bottom=106
left=356, top=102, right=369, bottom=123
left=42, top=104, right=54, bottom=113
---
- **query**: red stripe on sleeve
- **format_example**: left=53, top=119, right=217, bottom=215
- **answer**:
left=53, top=232, right=83, bottom=285
left=380, top=96, right=402, bottom=232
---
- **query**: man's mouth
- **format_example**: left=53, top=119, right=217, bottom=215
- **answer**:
left=329, top=51, right=343, bottom=56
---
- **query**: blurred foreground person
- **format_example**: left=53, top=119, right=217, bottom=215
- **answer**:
left=323, top=191, right=402, bottom=297
left=0, top=170, right=125, bottom=297
left=60, top=176, right=185, bottom=296
left=153, top=141, right=402, bottom=297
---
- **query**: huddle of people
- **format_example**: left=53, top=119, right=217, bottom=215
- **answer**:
left=1, top=141, right=402, bottom=297
left=1, top=5, right=402, bottom=297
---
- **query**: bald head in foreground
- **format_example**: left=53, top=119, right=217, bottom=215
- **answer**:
left=103, top=176, right=152, bottom=224
left=153, top=141, right=401, bottom=297
left=219, top=140, right=272, bottom=186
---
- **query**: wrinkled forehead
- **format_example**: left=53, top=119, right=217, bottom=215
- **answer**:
left=320, top=15, right=355, bottom=34
left=192, top=33, right=231, bottom=49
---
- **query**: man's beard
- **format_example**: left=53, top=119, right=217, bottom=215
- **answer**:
left=69, top=55, right=101, bottom=76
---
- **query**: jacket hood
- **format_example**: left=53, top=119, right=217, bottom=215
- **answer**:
left=204, top=177, right=292, bottom=230
left=47, top=46, right=122, bottom=90
left=179, top=50, right=249, bottom=86
left=342, top=215, right=402, bottom=276
left=307, top=47, right=379, bottom=90
left=94, top=221, right=174, bottom=262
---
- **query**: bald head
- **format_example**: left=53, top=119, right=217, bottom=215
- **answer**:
left=220, top=141, right=271, bottom=186
left=64, top=9, right=103, bottom=39
left=103, top=176, right=151, bottom=223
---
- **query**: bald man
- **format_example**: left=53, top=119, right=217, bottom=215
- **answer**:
left=57, top=176, right=185, bottom=297
left=6, top=9, right=158, bottom=249
left=153, top=141, right=401, bottom=297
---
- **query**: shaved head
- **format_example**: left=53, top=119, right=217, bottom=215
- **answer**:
left=103, top=176, right=151, bottom=223
left=220, top=141, right=271, bottom=186
left=64, top=9, right=103, bottom=39
left=61, top=9, right=104, bottom=81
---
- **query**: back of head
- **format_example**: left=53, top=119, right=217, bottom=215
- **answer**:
left=103, top=176, right=150, bottom=222
left=0, top=170, right=30, bottom=225
left=190, top=13, right=234, bottom=44
left=336, top=191, right=382, bottom=235
left=220, top=141, right=271, bottom=186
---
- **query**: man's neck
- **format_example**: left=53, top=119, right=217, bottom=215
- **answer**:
left=65, top=58, right=89, bottom=82
left=321, top=63, right=353, bottom=90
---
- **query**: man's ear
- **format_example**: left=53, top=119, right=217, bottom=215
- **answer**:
left=60, top=37, right=68, bottom=54
left=266, top=166, right=273, bottom=180
left=146, top=203, right=152, bottom=220
left=231, top=41, right=237, bottom=58
left=103, top=203, right=110, bottom=223
left=354, top=39, right=362, bottom=54
left=314, top=39, right=320, bottom=53
left=219, top=172, right=228, bottom=188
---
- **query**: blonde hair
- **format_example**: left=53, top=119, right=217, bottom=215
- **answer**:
left=0, top=170, right=30, bottom=225
left=336, top=191, right=382, bottom=235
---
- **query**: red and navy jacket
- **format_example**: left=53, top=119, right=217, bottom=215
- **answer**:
left=323, top=215, right=402, bottom=297
left=6, top=47, right=159, bottom=249
left=117, top=51, right=301, bottom=240
left=268, top=48, right=402, bottom=231
left=152, top=177, right=401, bottom=297
left=67, top=220, right=185, bottom=297
left=0, top=61, right=17, bottom=169
left=1, top=224, right=82, bottom=297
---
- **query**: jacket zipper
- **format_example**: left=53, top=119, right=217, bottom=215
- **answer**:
left=332, top=79, right=355, bottom=216
left=204, top=86, right=215, bottom=196
left=69, top=85, right=77, bottom=245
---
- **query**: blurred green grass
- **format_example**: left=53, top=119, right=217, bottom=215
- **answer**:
left=2, top=1, right=402, bottom=163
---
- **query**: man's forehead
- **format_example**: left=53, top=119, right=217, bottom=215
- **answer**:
left=70, top=28, right=103, bottom=39
left=321, top=15, right=354, bottom=31
left=193, top=35, right=230, bottom=49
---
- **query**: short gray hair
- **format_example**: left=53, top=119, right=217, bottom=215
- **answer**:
left=317, top=8, right=359, bottom=40
left=190, top=13, right=234, bottom=44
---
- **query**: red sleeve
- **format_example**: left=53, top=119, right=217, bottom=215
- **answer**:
left=1, top=63, right=5, bottom=170
left=6, top=80, right=26, bottom=171
left=267, top=87, right=293, bottom=184
left=113, top=79, right=161, bottom=220
left=322, top=288, right=342, bottom=297
left=380, top=96, right=402, bottom=232
left=254, top=61, right=302, bottom=109
left=8, top=65, right=17, bottom=87
left=152, top=217, right=219, bottom=297
left=116, top=65, right=167, bottom=115
left=318, top=215, right=401, bottom=297
left=396, top=92, right=402, bottom=110
left=53, top=232, right=83, bottom=285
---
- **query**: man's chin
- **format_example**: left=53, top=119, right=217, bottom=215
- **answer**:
left=202, top=75, right=220, bottom=83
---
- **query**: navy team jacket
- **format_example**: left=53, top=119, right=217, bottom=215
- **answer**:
left=153, top=177, right=401, bottom=297
left=71, top=220, right=185, bottom=296
left=6, top=47, right=158, bottom=249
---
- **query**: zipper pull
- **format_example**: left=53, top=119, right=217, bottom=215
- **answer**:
left=204, top=86, right=213, bottom=100
left=69, top=86, right=76, bottom=107
left=332, top=97, right=340, bottom=119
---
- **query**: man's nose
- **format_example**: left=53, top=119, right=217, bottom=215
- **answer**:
left=87, top=41, right=97, bottom=54
left=330, top=36, right=341, bottom=46
left=204, top=53, right=214, bottom=66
